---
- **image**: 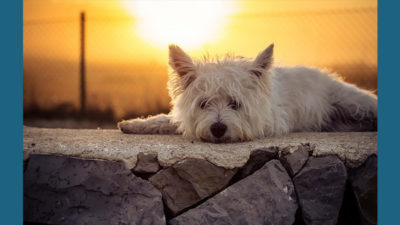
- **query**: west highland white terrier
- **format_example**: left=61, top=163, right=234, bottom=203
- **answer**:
left=118, top=44, right=377, bottom=143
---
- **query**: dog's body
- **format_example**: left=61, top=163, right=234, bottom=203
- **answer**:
left=118, top=44, right=377, bottom=143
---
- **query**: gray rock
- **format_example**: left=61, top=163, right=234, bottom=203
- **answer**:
left=149, top=158, right=237, bottom=215
left=349, top=155, right=377, bottom=225
left=169, top=160, right=298, bottom=225
left=293, top=155, right=347, bottom=225
left=280, top=144, right=310, bottom=176
left=133, top=152, right=160, bottom=174
left=232, top=147, right=278, bottom=181
left=24, top=154, right=165, bottom=225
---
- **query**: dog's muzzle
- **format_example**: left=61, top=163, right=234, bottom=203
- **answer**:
left=210, top=122, right=227, bottom=138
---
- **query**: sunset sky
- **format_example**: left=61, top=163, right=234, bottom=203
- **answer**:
left=24, top=0, right=377, bottom=66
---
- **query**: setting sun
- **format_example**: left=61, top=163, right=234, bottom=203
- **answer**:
left=123, top=0, right=236, bottom=50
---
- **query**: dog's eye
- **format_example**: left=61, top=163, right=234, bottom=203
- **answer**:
left=229, top=100, right=241, bottom=110
left=199, top=100, right=207, bottom=109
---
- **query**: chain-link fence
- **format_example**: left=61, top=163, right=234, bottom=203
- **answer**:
left=23, top=3, right=377, bottom=127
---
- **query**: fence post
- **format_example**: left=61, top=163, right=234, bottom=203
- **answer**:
left=80, top=11, right=86, bottom=117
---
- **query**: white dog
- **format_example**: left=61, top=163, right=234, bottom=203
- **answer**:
left=118, top=44, right=377, bottom=143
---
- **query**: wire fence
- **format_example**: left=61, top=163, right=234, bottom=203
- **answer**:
left=23, top=6, right=377, bottom=126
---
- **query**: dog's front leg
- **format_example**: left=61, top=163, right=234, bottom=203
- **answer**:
left=118, top=114, right=180, bottom=134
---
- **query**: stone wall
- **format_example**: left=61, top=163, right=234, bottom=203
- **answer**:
left=23, top=127, right=377, bottom=225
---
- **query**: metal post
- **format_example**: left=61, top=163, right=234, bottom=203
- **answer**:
left=80, top=11, right=86, bottom=117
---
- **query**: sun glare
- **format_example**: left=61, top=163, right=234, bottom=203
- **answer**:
left=123, top=0, right=236, bottom=50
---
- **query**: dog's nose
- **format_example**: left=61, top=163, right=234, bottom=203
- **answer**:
left=210, top=122, right=227, bottom=138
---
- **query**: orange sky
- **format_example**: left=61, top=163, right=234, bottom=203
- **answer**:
left=24, top=0, right=377, bottom=66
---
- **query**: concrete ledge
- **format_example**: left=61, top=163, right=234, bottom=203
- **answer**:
left=23, top=126, right=376, bottom=169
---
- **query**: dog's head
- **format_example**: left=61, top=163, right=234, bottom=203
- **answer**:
left=168, top=44, right=275, bottom=143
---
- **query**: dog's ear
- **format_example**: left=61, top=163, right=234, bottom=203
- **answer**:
left=251, top=44, right=274, bottom=77
left=168, top=45, right=196, bottom=96
left=169, top=44, right=195, bottom=77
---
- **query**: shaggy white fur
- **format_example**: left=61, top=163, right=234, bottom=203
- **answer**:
left=118, top=44, right=377, bottom=143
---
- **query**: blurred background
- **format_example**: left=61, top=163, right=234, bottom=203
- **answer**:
left=23, top=0, right=377, bottom=129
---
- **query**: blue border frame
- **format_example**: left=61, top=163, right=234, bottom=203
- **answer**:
left=0, top=0, right=396, bottom=224
left=0, top=0, right=23, bottom=224
left=378, top=0, right=399, bottom=224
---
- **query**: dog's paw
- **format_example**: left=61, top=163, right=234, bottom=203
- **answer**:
left=118, top=120, right=138, bottom=134
left=118, top=115, right=179, bottom=134
left=118, top=119, right=154, bottom=134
